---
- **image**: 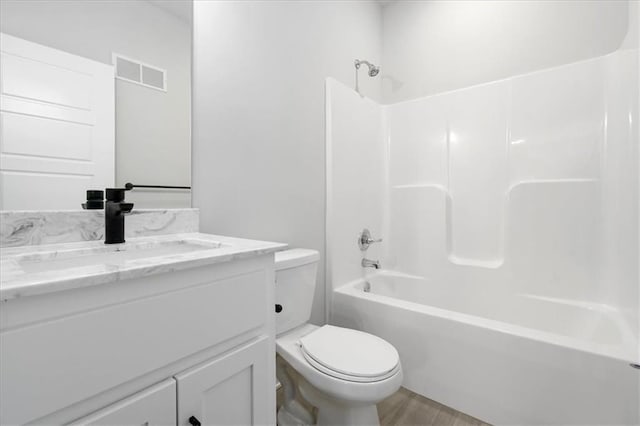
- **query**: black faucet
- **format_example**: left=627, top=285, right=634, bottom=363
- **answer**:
left=104, top=188, right=134, bottom=244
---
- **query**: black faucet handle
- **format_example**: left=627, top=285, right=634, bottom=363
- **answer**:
left=119, top=202, right=134, bottom=214
left=105, top=187, right=130, bottom=202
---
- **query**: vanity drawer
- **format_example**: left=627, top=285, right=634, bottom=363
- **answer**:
left=0, top=262, right=270, bottom=425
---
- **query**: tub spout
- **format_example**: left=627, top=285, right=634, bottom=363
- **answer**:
left=362, top=258, right=380, bottom=269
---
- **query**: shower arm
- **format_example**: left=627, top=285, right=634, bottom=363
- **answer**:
left=354, top=59, right=367, bottom=93
left=354, top=59, right=379, bottom=94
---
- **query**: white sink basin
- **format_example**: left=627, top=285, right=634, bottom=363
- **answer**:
left=7, top=239, right=223, bottom=274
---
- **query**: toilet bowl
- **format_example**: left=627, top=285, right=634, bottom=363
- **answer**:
left=275, top=249, right=402, bottom=426
left=277, top=323, right=403, bottom=426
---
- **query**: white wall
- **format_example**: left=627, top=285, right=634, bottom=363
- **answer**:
left=621, top=0, right=639, bottom=50
left=381, top=0, right=630, bottom=102
left=0, top=0, right=192, bottom=208
left=192, top=0, right=382, bottom=324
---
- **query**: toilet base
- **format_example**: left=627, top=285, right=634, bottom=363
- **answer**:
left=276, top=356, right=315, bottom=426
left=298, top=377, right=381, bottom=426
left=278, top=405, right=314, bottom=426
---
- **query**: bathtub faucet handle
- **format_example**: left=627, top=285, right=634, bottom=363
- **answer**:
left=359, top=228, right=382, bottom=251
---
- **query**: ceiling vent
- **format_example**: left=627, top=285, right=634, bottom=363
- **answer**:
left=113, top=53, right=166, bottom=92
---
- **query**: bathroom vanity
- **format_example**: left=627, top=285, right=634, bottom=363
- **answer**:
left=0, top=232, right=286, bottom=425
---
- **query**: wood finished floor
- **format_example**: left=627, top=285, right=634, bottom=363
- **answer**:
left=277, top=385, right=491, bottom=426
left=377, top=387, right=491, bottom=426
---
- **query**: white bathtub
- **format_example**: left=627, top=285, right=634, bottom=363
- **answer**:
left=332, top=271, right=640, bottom=425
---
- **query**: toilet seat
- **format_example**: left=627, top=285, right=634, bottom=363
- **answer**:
left=277, top=323, right=403, bottom=404
left=299, top=325, right=400, bottom=383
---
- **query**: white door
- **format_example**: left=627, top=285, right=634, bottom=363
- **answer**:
left=175, top=337, right=274, bottom=426
left=0, top=33, right=114, bottom=210
left=70, top=378, right=176, bottom=426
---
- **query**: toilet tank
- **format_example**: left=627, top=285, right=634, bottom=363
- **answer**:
left=275, top=249, right=319, bottom=335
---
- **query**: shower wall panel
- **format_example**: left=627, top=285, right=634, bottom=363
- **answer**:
left=383, top=49, right=637, bottom=315
left=326, top=78, right=386, bottom=307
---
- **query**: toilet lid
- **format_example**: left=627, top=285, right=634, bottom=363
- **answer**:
left=298, top=325, right=400, bottom=383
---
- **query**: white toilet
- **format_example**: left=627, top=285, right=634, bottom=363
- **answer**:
left=275, top=249, right=402, bottom=426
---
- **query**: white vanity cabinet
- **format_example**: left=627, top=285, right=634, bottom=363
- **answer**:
left=0, top=247, right=280, bottom=426
left=70, top=337, right=272, bottom=426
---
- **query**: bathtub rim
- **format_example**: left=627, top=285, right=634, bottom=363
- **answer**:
left=333, top=274, right=639, bottom=365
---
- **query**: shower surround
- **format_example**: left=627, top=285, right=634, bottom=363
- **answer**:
left=327, top=48, right=639, bottom=424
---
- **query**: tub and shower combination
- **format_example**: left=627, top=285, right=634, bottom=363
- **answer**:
left=333, top=272, right=638, bottom=424
left=326, top=46, right=639, bottom=425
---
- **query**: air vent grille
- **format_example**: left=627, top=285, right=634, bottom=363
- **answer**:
left=113, top=53, right=166, bottom=91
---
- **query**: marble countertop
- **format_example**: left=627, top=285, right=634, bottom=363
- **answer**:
left=0, top=233, right=287, bottom=301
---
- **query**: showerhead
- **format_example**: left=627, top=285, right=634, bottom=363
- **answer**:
left=355, top=59, right=380, bottom=77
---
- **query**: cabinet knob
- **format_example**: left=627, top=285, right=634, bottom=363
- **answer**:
left=188, top=416, right=201, bottom=426
left=275, top=304, right=283, bottom=313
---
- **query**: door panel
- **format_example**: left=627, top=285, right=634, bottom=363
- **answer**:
left=1, top=53, right=92, bottom=108
left=0, top=33, right=114, bottom=210
left=1, top=171, right=92, bottom=209
left=1, top=112, right=93, bottom=160
left=70, top=378, right=176, bottom=426
left=176, top=337, right=272, bottom=426
left=202, top=367, right=253, bottom=425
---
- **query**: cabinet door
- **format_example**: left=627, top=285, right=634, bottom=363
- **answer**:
left=70, top=378, right=176, bottom=426
left=175, top=337, right=274, bottom=426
